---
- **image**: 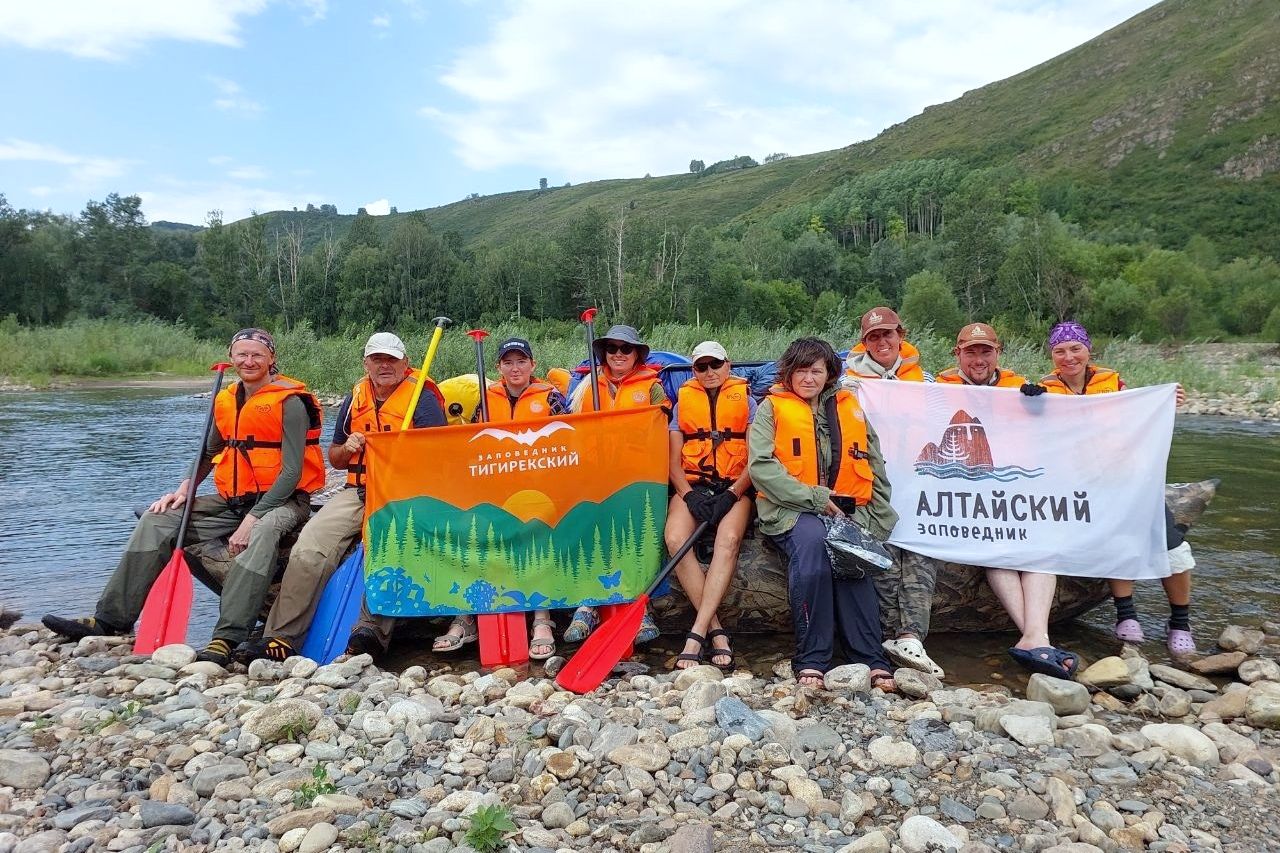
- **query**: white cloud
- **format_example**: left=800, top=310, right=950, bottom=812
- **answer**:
left=208, top=76, right=264, bottom=115
left=290, top=0, right=328, bottom=24
left=227, top=165, right=268, bottom=181
left=371, top=14, right=391, bottom=27
left=0, top=138, right=134, bottom=185
left=0, top=0, right=269, bottom=60
left=208, top=154, right=234, bottom=166
left=363, top=198, right=391, bottom=215
left=138, top=177, right=317, bottom=224
left=426, top=0, right=1156, bottom=180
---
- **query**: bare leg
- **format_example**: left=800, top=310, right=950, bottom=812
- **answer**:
left=698, top=501, right=749, bottom=667
left=666, top=497, right=708, bottom=669
left=1109, top=579, right=1135, bottom=599
left=1014, top=571, right=1058, bottom=652
left=1161, top=571, right=1191, bottom=606
left=985, top=568, right=1027, bottom=634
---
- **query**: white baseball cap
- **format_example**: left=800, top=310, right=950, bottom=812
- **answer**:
left=690, top=341, right=728, bottom=362
left=364, top=332, right=407, bottom=359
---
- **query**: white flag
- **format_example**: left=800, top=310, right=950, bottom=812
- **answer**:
left=856, top=381, right=1176, bottom=579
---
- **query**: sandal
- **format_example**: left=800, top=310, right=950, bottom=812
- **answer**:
left=530, top=618, right=557, bottom=661
left=563, top=606, right=598, bottom=643
left=797, top=668, right=826, bottom=688
left=706, top=628, right=735, bottom=672
left=635, top=610, right=660, bottom=644
left=881, top=636, right=944, bottom=679
left=869, top=669, right=898, bottom=693
left=432, top=615, right=477, bottom=653
left=1007, top=646, right=1078, bottom=680
left=674, top=631, right=705, bottom=670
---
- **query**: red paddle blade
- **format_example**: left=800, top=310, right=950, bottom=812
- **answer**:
left=555, top=595, right=648, bottom=694
left=478, top=613, right=529, bottom=667
left=133, top=550, right=194, bottom=654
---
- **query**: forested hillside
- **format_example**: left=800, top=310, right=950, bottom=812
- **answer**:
left=2, top=0, right=1278, bottom=344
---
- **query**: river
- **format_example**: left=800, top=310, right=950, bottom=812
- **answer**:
left=1, top=387, right=1276, bottom=682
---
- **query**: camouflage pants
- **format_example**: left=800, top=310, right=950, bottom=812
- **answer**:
left=874, top=545, right=938, bottom=640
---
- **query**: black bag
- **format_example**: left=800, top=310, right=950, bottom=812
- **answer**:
left=822, top=515, right=892, bottom=580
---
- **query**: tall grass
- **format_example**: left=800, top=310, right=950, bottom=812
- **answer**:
left=4, top=318, right=1272, bottom=402
left=0, top=318, right=223, bottom=385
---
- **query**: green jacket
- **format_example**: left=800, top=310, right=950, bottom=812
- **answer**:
left=747, top=386, right=898, bottom=539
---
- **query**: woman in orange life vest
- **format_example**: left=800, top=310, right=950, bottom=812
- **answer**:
left=747, top=337, right=899, bottom=692
left=1030, top=321, right=1195, bottom=655
left=841, top=308, right=945, bottom=680
left=668, top=341, right=755, bottom=670
left=430, top=337, right=570, bottom=661
left=564, top=324, right=670, bottom=645
left=42, top=329, right=325, bottom=667
left=839, top=306, right=933, bottom=390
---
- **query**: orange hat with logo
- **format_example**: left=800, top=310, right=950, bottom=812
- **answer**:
left=860, top=307, right=903, bottom=339
left=955, top=322, right=1001, bottom=350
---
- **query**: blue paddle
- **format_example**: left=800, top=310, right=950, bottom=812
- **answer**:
left=300, top=544, right=365, bottom=664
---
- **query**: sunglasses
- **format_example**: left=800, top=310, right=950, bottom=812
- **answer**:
left=603, top=343, right=635, bottom=355
left=693, top=358, right=726, bottom=372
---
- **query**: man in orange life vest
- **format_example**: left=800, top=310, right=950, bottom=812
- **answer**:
left=43, top=329, right=325, bottom=667
left=936, top=323, right=1027, bottom=388
left=237, top=332, right=446, bottom=663
left=430, top=337, right=569, bottom=660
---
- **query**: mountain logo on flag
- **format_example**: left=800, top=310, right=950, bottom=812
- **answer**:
left=915, top=410, right=1044, bottom=481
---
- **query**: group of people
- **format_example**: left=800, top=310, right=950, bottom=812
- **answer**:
left=43, top=309, right=1193, bottom=688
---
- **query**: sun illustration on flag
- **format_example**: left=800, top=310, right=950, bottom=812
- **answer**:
left=501, top=489, right=557, bottom=524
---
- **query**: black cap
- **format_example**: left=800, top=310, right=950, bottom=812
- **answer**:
left=496, top=337, right=534, bottom=360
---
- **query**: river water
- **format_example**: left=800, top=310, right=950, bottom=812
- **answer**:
left=1, top=388, right=1276, bottom=683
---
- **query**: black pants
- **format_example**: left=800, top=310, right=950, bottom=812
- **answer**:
left=769, top=513, right=891, bottom=675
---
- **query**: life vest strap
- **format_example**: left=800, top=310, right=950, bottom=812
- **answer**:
left=680, top=428, right=747, bottom=443
left=226, top=435, right=320, bottom=449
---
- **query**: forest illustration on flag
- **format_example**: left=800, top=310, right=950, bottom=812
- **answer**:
left=360, top=406, right=669, bottom=617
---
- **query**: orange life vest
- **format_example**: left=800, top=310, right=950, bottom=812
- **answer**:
left=677, top=376, right=750, bottom=485
left=546, top=367, right=571, bottom=397
left=485, top=379, right=558, bottom=422
left=590, top=367, right=663, bottom=412
left=213, top=375, right=326, bottom=501
left=845, top=340, right=926, bottom=382
left=936, top=367, right=1027, bottom=388
left=1041, top=366, right=1123, bottom=395
left=768, top=386, right=874, bottom=504
left=345, top=369, right=445, bottom=488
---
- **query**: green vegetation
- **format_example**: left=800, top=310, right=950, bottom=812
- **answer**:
left=2, top=1, right=1277, bottom=380
left=464, top=804, right=516, bottom=853
left=294, top=765, right=338, bottom=808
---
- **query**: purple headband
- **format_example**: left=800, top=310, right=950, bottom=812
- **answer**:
left=229, top=328, right=279, bottom=374
left=1048, top=321, right=1091, bottom=351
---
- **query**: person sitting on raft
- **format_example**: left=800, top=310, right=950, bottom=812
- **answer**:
left=1028, top=320, right=1195, bottom=655
left=565, top=324, right=669, bottom=646
left=668, top=341, right=755, bottom=671
left=432, top=337, right=569, bottom=661
left=936, top=322, right=1026, bottom=388
left=840, top=306, right=933, bottom=389
left=43, top=329, right=326, bottom=667
left=842, top=307, right=944, bottom=679
left=748, top=337, right=898, bottom=692
left=235, top=332, right=446, bottom=663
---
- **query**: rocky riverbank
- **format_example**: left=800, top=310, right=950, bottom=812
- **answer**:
left=2, top=621, right=1279, bottom=853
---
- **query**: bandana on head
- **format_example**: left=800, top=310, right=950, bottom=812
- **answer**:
left=228, top=328, right=279, bottom=374
left=1048, top=321, right=1091, bottom=352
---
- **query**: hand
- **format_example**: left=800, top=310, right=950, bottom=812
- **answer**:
left=708, top=491, right=739, bottom=525
left=1175, top=383, right=1186, bottom=406
left=344, top=432, right=367, bottom=454
left=228, top=514, right=258, bottom=556
left=823, top=499, right=846, bottom=518
left=1020, top=382, right=1047, bottom=397
left=148, top=480, right=191, bottom=514
left=683, top=490, right=714, bottom=524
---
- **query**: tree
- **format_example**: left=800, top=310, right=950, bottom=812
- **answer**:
left=539, top=177, right=548, bottom=190
left=900, top=271, right=962, bottom=337
left=689, top=159, right=705, bottom=175
left=764, top=152, right=790, bottom=164
left=784, top=231, right=839, bottom=296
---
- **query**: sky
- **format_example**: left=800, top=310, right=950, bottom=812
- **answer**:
left=0, top=0, right=1160, bottom=226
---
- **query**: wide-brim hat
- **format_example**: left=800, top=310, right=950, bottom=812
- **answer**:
left=593, top=324, right=650, bottom=364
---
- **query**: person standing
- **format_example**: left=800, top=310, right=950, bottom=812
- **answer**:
left=43, top=329, right=325, bottom=666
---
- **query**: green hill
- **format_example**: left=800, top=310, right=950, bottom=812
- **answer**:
left=243, top=0, right=1279, bottom=258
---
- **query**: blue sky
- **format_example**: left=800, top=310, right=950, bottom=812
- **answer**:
left=1, top=0, right=1158, bottom=225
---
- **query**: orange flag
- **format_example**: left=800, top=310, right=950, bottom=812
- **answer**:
left=362, top=407, right=669, bottom=616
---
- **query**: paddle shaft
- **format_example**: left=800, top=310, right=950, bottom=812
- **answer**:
left=399, top=316, right=452, bottom=430
left=174, top=364, right=231, bottom=553
left=469, top=330, right=490, bottom=422
left=646, top=520, right=709, bottom=598
left=581, top=308, right=601, bottom=412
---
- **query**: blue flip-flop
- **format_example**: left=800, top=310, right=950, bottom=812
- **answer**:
left=1008, top=646, right=1078, bottom=680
